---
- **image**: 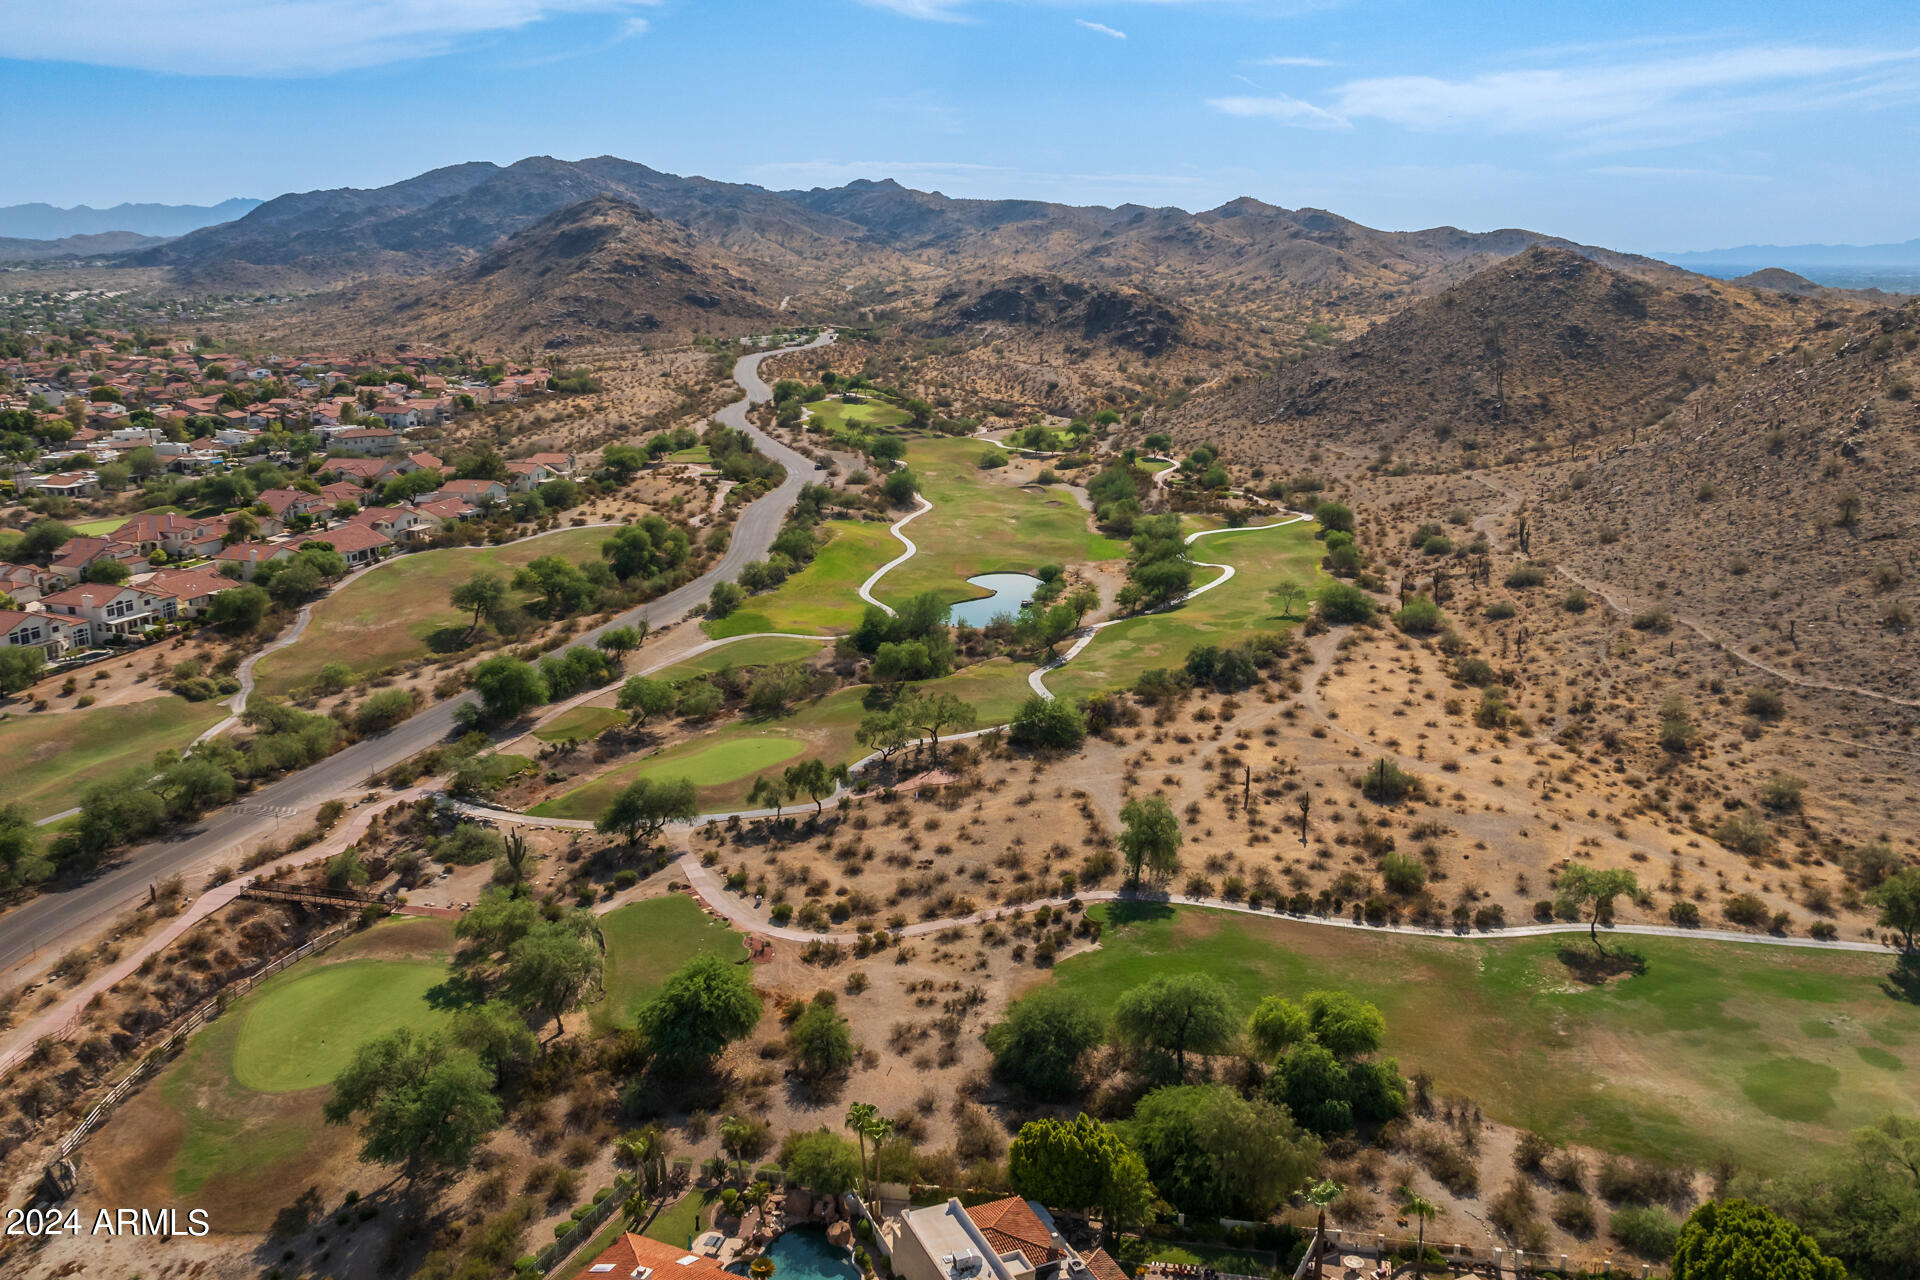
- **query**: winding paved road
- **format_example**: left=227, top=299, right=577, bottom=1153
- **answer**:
left=0, top=334, right=834, bottom=985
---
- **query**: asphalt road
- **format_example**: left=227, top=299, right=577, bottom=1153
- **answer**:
left=0, top=333, right=832, bottom=981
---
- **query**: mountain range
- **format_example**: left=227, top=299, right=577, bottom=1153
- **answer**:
left=1661, top=237, right=1920, bottom=269
left=119, top=155, right=1682, bottom=319
left=0, top=198, right=260, bottom=241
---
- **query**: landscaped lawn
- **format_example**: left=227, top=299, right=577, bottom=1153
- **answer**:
left=253, top=525, right=618, bottom=696
left=595, top=895, right=746, bottom=1030
left=1047, top=904, right=1920, bottom=1172
left=667, top=445, right=712, bottom=464
left=875, top=437, right=1126, bottom=609
left=643, top=1189, right=715, bottom=1247
left=1046, top=519, right=1322, bottom=701
left=532, top=658, right=1034, bottom=819
left=0, top=695, right=228, bottom=820
left=704, top=519, right=901, bottom=639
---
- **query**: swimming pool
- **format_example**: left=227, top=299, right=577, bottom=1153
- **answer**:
left=730, top=1226, right=862, bottom=1280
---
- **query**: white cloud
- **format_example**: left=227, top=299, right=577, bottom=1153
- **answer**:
left=1206, top=94, right=1348, bottom=128
left=1213, top=44, right=1920, bottom=150
left=1076, top=18, right=1126, bottom=39
left=0, top=0, right=661, bottom=76
left=1254, top=55, right=1332, bottom=67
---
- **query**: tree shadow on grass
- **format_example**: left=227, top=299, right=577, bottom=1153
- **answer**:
left=1105, top=898, right=1176, bottom=928
left=1556, top=944, right=1648, bottom=984
left=1880, top=953, right=1920, bottom=1005
left=425, top=624, right=477, bottom=655
left=424, top=971, right=486, bottom=1012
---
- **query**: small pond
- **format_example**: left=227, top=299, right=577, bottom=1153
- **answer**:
left=729, top=1226, right=861, bottom=1280
left=949, top=572, right=1043, bottom=627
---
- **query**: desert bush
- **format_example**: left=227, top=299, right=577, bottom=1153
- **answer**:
left=1552, top=1192, right=1597, bottom=1236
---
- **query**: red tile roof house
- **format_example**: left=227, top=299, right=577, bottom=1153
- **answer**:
left=504, top=451, right=576, bottom=491
left=320, top=456, right=390, bottom=486
left=33, top=470, right=100, bottom=497
left=367, top=403, right=420, bottom=430
left=255, top=488, right=327, bottom=521
left=568, top=1231, right=737, bottom=1280
left=332, top=424, right=402, bottom=455
left=408, top=498, right=479, bottom=535
left=291, top=523, right=391, bottom=568
left=0, top=607, right=88, bottom=656
left=435, top=478, right=508, bottom=507
left=346, top=505, right=432, bottom=541
left=213, top=541, right=297, bottom=580
left=111, top=510, right=232, bottom=556
left=889, top=1197, right=1128, bottom=1280
left=404, top=450, right=445, bottom=473
left=48, top=536, right=146, bottom=584
left=317, top=480, right=365, bottom=506
left=0, top=562, right=54, bottom=604
left=142, top=568, right=236, bottom=617
left=39, top=582, right=177, bottom=640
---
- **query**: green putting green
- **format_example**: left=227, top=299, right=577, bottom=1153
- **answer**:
left=805, top=398, right=911, bottom=434
left=635, top=735, right=804, bottom=787
left=231, top=958, right=454, bottom=1093
left=532, top=658, right=1035, bottom=820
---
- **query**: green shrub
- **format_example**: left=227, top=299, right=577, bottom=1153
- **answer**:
left=1317, top=581, right=1376, bottom=625
left=1392, top=596, right=1444, bottom=634
left=1359, top=759, right=1416, bottom=803
left=1381, top=852, right=1427, bottom=894
left=1610, top=1206, right=1680, bottom=1259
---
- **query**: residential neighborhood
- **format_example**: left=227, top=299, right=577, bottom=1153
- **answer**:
left=0, top=333, right=578, bottom=662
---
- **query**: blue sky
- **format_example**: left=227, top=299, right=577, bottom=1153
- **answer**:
left=3, top=0, right=1916, bottom=253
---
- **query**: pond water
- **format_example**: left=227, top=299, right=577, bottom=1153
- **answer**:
left=949, top=572, right=1043, bottom=628
left=729, top=1226, right=861, bottom=1280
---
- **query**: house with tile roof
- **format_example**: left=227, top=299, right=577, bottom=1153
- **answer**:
left=39, top=582, right=176, bottom=639
left=0, top=607, right=87, bottom=656
left=291, top=523, right=391, bottom=568
left=889, top=1198, right=1127, bottom=1280
left=436, top=478, right=507, bottom=506
left=569, top=1231, right=738, bottom=1280
left=143, top=568, right=237, bottom=617
left=213, top=540, right=297, bottom=580
left=48, top=535, right=145, bottom=584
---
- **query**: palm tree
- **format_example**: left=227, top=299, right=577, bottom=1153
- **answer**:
left=1304, top=1180, right=1342, bottom=1279
left=750, top=1257, right=776, bottom=1280
left=720, top=1114, right=754, bottom=1184
left=1398, top=1189, right=1443, bottom=1276
left=844, top=1101, right=889, bottom=1200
